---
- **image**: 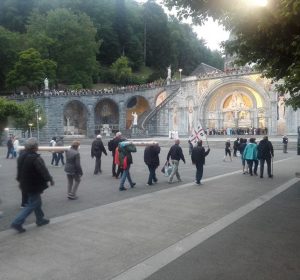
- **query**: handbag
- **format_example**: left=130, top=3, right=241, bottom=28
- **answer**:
left=161, top=161, right=172, bottom=177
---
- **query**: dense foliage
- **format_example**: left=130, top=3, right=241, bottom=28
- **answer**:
left=163, top=0, right=300, bottom=109
left=0, top=98, right=45, bottom=133
left=0, top=0, right=224, bottom=92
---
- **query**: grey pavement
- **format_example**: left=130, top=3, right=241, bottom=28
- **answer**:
left=0, top=139, right=299, bottom=280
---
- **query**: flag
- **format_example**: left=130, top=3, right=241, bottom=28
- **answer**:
left=189, top=123, right=207, bottom=145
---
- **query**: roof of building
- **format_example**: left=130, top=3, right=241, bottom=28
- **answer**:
left=190, top=63, right=224, bottom=77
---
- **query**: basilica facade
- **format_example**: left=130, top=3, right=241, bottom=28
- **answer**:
left=9, top=65, right=299, bottom=141
left=158, top=66, right=298, bottom=137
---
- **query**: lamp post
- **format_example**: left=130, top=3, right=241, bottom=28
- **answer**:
left=179, top=68, right=182, bottom=80
left=35, top=106, right=40, bottom=142
left=28, top=123, right=33, bottom=137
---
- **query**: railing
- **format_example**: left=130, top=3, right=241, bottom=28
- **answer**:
left=141, top=85, right=181, bottom=132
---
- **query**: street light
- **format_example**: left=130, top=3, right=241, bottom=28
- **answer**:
left=35, top=106, right=40, bottom=143
left=28, top=123, right=33, bottom=137
left=179, top=68, right=182, bottom=80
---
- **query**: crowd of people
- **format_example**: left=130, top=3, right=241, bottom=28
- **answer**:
left=225, top=136, right=275, bottom=178
left=7, top=81, right=165, bottom=99
left=6, top=131, right=287, bottom=233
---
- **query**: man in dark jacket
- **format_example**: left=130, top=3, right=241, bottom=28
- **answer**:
left=91, top=134, right=107, bottom=174
left=167, top=139, right=186, bottom=183
left=11, top=138, right=54, bottom=233
left=64, top=141, right=83, bottom=199
left=233, top=137, right=240, bottom=157
left=191, top=140, right=210, bottom=185
left=6, top=137, right=14, bottom=159
left=108, top=132, right=124, bottom=178
left=144, top=143, right=160, bottom=186
left=257, top=136, right=274, bottom=178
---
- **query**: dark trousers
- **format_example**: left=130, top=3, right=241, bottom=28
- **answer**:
left=94, top=157, right=102, bottom=174
left=56, top=153, right=64, bottom=166
left=260, top=158, right=272, bottom=177
left=6, top=147, right=14, bottom=158
left=21, top=190, right=28, bottom=207
left=112, top=156, right=117, bottom=176
left=51, top=153, right=58, bottom=165
left=195, top=163, right=204, bottom=183
left=147, top=165, right=157, bottom=185
left=247, top=160, right=258, bottom=175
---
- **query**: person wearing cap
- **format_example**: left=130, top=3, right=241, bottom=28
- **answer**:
left=282, top=135, right=288, bottom=153
left=11, top=137, right=54, bottom=233
left=257, top=136, right=274, bottom=178
left=91, top=134, right=107, bottom=175
left=64, top=141, right=83, bottom=199
left=166, top=138, right=186, bottom=184
left=191, top=140, right=210, bottom=185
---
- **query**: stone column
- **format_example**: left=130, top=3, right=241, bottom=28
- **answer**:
left=86, top=103, right=95, bottom=138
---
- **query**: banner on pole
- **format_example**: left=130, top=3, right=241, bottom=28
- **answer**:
left=189, top=124, right=207, bottom=145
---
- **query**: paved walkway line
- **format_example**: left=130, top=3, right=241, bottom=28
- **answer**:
left=0, top=156, right=294, bottom=240
left=111, top=177, right=299, bottom=280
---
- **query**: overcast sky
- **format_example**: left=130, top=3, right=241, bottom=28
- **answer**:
left=136, top=0, right=230, bottom=51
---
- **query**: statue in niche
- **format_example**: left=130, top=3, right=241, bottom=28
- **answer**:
left=187, top=99, right=194, bottom=132
left=278, top=95, right=285, bottom=120
left=229, top=91, right=245, bottom=109
left=132, top=112, right=138, bottom=126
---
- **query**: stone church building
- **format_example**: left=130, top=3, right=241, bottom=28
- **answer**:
left=10, top=63, right=299, bottom=140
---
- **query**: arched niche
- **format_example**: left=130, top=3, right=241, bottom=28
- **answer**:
left=125, top=96, right=150, bottom=129
left=63, top=100, right=88, bottom=135
left=94, top=99, right=119, bottom=134
left=94, top=99, right=119, bottom=125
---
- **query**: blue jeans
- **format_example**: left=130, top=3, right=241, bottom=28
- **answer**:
left=119, top=167, right=134, bottom=188
left=12, top=193, right=44, bottom=226
left=195, top=163, right=204, bottom=183
left=147, top=165, right=157, bottom=185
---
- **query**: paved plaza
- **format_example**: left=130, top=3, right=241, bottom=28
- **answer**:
left=0, top=137, right=299, bottom=280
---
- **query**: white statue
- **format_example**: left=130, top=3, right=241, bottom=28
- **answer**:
left=167, top=66, right=171, bottom=80
left=44, top=78, right=49, bottom=90
left=132, top=112, right=138, bottom=126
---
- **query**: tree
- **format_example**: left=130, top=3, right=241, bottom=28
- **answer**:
left=110, top=56, right=132, bottom=85
left=6, top=48, right=57, bottom=91
left=162, top=0, right=300, bottom=108
left=13, top=100, right=46, bottom=132
left=26, top=8, right=100, bottom=88
left=0, top=26, right=23, bottom=90
left=0, top=98, right=23, bottom=133
left=143, top=1, right=172, bottom=70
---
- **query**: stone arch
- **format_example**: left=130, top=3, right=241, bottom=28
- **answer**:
left=125, top=95, right=150, bottom=129
left=201, top=78, right=269, bottom=132
left=94, top=98, right=119, bottom=133
left=63, top=100, right=88, bottom=136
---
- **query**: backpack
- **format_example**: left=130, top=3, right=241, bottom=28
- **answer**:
left=108, top=139, right=114, bottom=151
